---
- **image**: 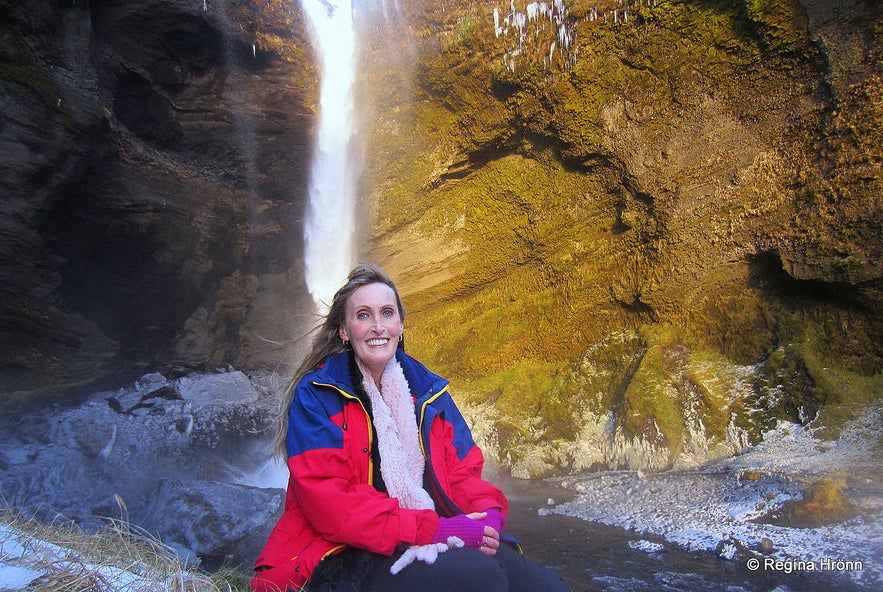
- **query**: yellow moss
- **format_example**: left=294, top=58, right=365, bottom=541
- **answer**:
left=772, top=479, right=859, bottom=528
left=799, top=341, right=883, bottom=434
left=452, top=360, right=575, bottom=441
left=360, top=0, right=882, bottom=475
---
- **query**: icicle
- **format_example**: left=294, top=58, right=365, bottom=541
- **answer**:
left=182, top=414, right=194, bottom=438
left=527, top=2, right=538, bottom=22
left=99, top=425, right=117, bottom=459
left=557, top=23, right=570, bottom=50
left=514, top=12, right=526, bottom=48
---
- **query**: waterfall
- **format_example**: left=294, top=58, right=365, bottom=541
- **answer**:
left=301, top=0, right=358, bottom=311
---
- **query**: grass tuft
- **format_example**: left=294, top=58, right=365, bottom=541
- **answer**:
left=0, top=507, right=250, bottom=592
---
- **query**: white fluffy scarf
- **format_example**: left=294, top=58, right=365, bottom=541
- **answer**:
left=357, top=358, right=463, bottom=574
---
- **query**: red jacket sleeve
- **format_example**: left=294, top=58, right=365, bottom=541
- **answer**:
left=427, top=399, right=509, bottom=518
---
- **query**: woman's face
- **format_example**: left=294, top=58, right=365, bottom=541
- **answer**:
left=339, top=282, right=403, bottom=384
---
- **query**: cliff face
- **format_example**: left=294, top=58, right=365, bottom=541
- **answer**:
left=1, top=0, right=317, bottom=402
left=361, top=0, right=882, bottom=476
left=2, top=0, right=880, bottom=477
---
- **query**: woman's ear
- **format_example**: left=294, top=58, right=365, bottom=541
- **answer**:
left=339, top=326, right=349, bottom=342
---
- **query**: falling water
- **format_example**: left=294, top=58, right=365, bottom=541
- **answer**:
left=301, top=0, right=358, bottom=311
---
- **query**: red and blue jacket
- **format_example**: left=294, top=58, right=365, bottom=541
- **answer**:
left=251, top=349, right=508, bottom=591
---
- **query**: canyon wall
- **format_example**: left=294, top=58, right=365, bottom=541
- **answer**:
left=1, top=0, right=317, bottom=404
left=359, top=0, right=882, bottom=475
left=2, top=0, right=880, bottom=475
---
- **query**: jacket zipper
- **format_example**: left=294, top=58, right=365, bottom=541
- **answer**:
left=312, top=379, right=460, bottom=515
left=312, top=382, right=375, bottom=486
left=417, top=386, right=447, bottom=458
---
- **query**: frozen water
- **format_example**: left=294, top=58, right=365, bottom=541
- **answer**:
left=546, top=413, right=883, bottom=590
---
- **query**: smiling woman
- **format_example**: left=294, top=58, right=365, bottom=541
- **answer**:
left=338, top=282, right=404, bottom=386
left=250, top=263, right=569, bottom=592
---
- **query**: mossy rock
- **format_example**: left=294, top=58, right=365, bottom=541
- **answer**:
left=364, top=0, right=882, bottom=474
left=767, top=479, right=859, bottom=528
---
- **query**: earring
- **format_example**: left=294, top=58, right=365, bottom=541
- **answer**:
left=342, top=339, right=351, bottom=349
left=399, top=334, right=403, bottom=342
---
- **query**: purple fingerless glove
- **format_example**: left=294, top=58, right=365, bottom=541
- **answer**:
left=484, top=508, right=506, bottom=534
left=430, top=515, right=485, bottom=548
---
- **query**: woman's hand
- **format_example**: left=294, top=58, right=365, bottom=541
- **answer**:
left=465, top=512, right=500, bottom=556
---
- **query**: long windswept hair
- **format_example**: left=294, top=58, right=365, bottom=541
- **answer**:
left=273, top=262, right=406, bottom=458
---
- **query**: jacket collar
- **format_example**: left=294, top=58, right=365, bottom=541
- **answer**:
left=308, top=350, right=449, bottom=404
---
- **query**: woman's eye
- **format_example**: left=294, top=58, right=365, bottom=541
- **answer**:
left=356, top=312, right=369, bottom=320
left=382, top=309, right=395, bottom=317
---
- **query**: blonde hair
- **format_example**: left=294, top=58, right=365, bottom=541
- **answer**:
left=273, top=263, right=406, bottom=458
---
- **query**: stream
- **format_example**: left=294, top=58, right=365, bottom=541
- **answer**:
left=495, top=472, right=873, bottom=592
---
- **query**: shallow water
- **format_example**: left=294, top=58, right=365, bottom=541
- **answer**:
left=496, top=473, right=870, bottom=592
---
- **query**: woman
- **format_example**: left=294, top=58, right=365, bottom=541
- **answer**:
left=251, top=263, right=570, bottom=592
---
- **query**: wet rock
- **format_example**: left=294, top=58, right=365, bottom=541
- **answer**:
left=143, top=478, right=283, bottom=561
left=0, top=368, right=283, bottom=562
left=0, top=0, right=316, bottom=400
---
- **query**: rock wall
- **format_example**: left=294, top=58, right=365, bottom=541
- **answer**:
left=2, top=0, right=880, bottom=477
left=359, top=0, right=882, bottom=476
left=1, top=0, right=318, bottom=402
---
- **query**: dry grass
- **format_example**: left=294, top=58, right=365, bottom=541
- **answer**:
left=0, top=503, right=250, bottom=592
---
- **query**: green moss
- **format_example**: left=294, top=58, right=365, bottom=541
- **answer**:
left=566, top=330, right=647, bottom=416
left=769, top=478, right=859, bottom=528
left=363, top=0, right=881, bottom=475
left=800, top=341, right=883, bottom=434
left=452, top=15, right=478, bottom=45
left=682, top=349, right=751, bottom=441
left=618, top=326, right=684, bottom=452
left=691, top=287, right=777, bottom=364
left=471, top=359, right=562, bottom=406
left=742, top=0, right=811, bottom=56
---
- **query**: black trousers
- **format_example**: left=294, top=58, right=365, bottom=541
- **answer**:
left=364, top=543, right=571, bottom=592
